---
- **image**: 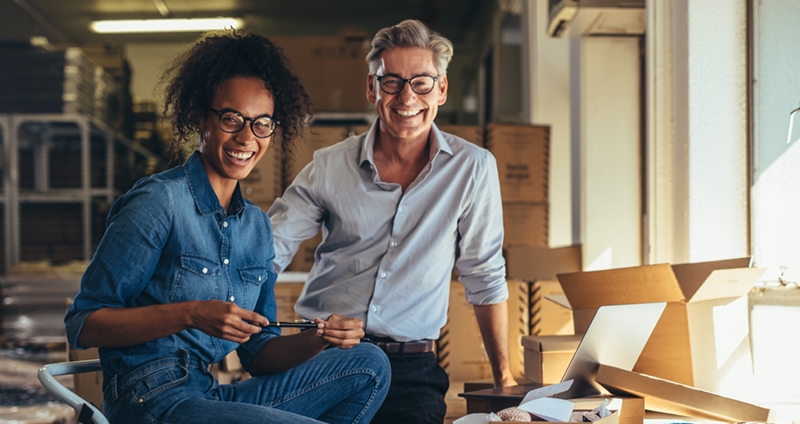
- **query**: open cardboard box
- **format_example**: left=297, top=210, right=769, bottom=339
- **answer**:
left=521, top=335, right=581, bottom=384
left=596, top=364, right=770, bottom=422
left=555, top=257, right=767, bottom=396
left=458, top=382, right=644, bottom=424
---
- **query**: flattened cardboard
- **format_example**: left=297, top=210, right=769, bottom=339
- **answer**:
left=555, top=257, right=766, bottom=390
left=596, top=365, right=770, bottom=422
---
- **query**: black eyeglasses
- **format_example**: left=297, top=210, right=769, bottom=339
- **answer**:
left=209, top=108, right=279, bottom=138
left=376, top=75, right=438, bottom=95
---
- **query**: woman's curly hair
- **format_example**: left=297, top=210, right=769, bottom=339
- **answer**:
left=161, top=29, right=313, bottom=164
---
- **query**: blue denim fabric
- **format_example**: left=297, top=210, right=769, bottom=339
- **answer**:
left=103, top=345, right=390, bottom=424
left=64, top=151, right=391, bottom=423
left=65, top=151, right=281, bottom=379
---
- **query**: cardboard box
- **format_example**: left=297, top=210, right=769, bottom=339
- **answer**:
left=240, top=145, right=282, bottom=203
left=504, top=245, right=582, bottom=282
left=556, top=257, right=766, bottom=391
left=438, top=125, right=484, bottom=147
left=529, top=280, right=574, bottom=336
left=504, top=246, right=581, bottom=337
left=271, top=35, right=371, bottom=112
left=284, top=126, right=348, bottom=188
left=438, top=281, right=530, bottom=381
left=67, top=346, right=103, bottom=412
left=502, top=202, right=548, bottom=248
left=596, top=365, right=770, bottom=422
left=486, top=124, right=549, bottom=203
left=521, top=335, right=581, bottom=385
left=458, top=383, right=644, bottom=424
left=286, top=231, right=323, bottom=272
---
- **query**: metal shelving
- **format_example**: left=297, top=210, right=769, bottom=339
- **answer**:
left=0, top=113, right=164, bottom=274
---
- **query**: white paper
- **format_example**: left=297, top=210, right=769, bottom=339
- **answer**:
left=520, top=379, right=573, bottom=404
left=518, top=380, right=574, bottom=422
left=519, top=397, right=575, bottom=422
left=452, top=412, right=502, bottom=424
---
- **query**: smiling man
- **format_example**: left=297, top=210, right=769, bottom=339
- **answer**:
left=268, top=19, right=513, bottom=423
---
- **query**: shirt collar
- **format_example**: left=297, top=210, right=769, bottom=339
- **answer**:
left=359, top=120, right=454, bottom=167
left=182, top=151, right=245, bottom=216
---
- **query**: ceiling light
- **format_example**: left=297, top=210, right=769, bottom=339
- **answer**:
left=89, top=17, right=242, bottom=34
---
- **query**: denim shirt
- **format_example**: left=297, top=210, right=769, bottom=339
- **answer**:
left=65, top=151, right=279, bottom=381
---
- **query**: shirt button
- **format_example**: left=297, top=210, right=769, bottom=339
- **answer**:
left=229, top=296, right=235, bottom=302
left=371, top=306, right=378, bottom=312
left=390, top=241, right=398, bottom=247
left=223, top=258, right=229, bottom=265
left=258, top=276, right=262, bottom=281
left=201, top=267, right=208, bottom=274
left=398, top=207, right=404, bottom=212
left=223, top=222, right=228, bottom=228
left=380, top=272, right=387, bottom=278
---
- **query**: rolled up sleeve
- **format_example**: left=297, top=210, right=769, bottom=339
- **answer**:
left=455, top=151, right=509, bottom=305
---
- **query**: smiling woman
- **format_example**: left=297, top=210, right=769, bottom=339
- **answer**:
left=63, top=30, right=390, bottom=424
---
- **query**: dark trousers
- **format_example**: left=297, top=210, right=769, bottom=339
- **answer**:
left=371, top=351, right=449, bottom=424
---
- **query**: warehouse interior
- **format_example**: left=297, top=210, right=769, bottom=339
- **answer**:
left=0, top=0, right=799, bottom=422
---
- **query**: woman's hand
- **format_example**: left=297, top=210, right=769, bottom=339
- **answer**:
left=190, top=300, right=268, bottom=344
left=314, top=314, right=364, bottom=349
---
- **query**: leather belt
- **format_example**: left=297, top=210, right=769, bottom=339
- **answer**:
left=362, top=336, right=435, bottom=355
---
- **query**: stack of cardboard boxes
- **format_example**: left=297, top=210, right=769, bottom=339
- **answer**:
left=438, top=123, right=554, bottom=384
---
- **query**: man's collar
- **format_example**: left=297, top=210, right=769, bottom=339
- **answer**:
left=360, top=120, right=454, bottom=166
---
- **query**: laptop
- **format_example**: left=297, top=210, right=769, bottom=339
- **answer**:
left=553, top=301, right=667, bottom=399
left=459, top=301, right=666, bottom=403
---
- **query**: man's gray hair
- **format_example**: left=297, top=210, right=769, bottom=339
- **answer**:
left=366, top=19, right=454, bottom=76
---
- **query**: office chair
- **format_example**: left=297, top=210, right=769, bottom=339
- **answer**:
left=38, top=359, right=109, bottom=424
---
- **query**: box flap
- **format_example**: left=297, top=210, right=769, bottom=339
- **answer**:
left=670, top=257, right=752, bottom=301
left=544, top=294, right=571, bottom=309
left=557, top=264, right=684, bottom=310
left=521, top=335, right=582, bottom=352
left=595, top=365, right=770, bottom=422
left=687, top=267, right=767, bottom=303
left=505, top=245, right=582, bottom=281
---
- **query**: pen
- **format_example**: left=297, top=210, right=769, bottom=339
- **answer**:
left=266, top=321, right=319, bottom=328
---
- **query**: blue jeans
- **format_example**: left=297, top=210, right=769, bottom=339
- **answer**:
left=102, top=344, right=390, bottom=424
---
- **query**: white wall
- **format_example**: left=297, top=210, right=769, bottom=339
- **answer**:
left=752, top=0, right=800, bottom=277
left=579, top=38, right=642, bottom=270
left=126, top=42, right=192, bottom=102
left=522, top=0, right=572, bottom=248
left=523, top=0, right=642, bottom=269
left=685, top=0, right=749, bottom=263
left=647, top=0, right=749, bottom=265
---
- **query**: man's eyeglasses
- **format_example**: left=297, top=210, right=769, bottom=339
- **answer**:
left=209, top=108, right=279, bottom=138
left=376, top=75, right=438, bottom=95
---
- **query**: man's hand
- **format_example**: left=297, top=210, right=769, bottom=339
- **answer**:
left=495, top=369, right=516, bottom=388
left=314, top=314, right=364, bottom=348
left=189, top=300, right=267, bottom=343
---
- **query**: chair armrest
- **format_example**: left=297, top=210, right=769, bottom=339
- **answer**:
left=38, top=359, right=109, bottom=424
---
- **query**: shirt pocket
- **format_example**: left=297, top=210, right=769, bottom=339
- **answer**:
left=238, top=265, right=271, bottom=309
left=171, top=254, right=220, bottom=302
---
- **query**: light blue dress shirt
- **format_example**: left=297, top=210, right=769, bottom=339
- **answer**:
left=269, top=121, right=508, bottom=342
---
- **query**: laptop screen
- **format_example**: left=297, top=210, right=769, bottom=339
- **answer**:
left=555, top=301, right=667, bottom=399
